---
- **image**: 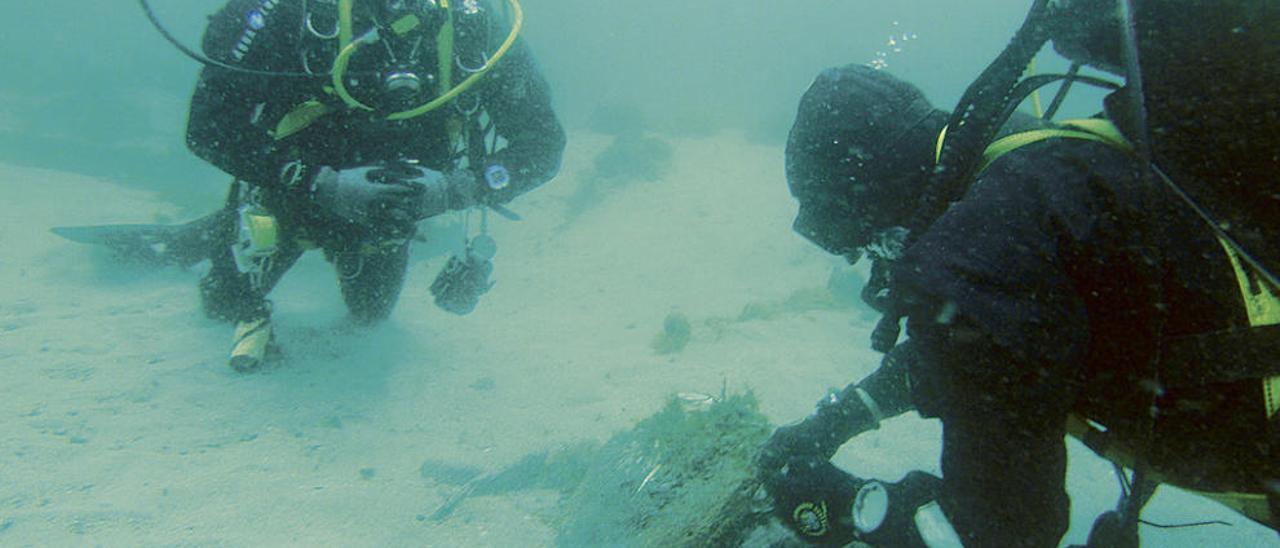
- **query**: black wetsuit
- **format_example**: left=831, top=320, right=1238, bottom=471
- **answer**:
left=893, top=117, right=1273, bottom=545
left=187, top=0, right=564, bottom=322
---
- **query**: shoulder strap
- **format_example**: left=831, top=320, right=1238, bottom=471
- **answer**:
left=976, top=118, right=1133, bottom=173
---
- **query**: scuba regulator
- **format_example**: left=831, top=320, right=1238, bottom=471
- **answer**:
left=138, top=0, right=525, bottom=121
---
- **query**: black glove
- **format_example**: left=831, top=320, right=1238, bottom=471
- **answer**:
left=311, top=165, right=426, bottom=225
left=757, top=387, right=880, bottom=485
left=766, top=456, right=864, bottom=546
left=414, top=168, right=479, bottom=220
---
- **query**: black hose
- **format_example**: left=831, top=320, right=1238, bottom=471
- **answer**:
left=1139, top=518, right=1232, bottom=529
left=1042, top=62, right=1082, bottom=120
left=914, top=0, right=1056, bottom=234
left=138, top=0, right=322, bottom=78
left=995, top=72, right=1121, bottom=132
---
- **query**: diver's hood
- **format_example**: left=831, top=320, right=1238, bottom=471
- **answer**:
left=1049, top=0, right=1126, bottom=75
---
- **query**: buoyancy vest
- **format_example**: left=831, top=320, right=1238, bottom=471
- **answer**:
left=970, top=118, right=1280, bottom=527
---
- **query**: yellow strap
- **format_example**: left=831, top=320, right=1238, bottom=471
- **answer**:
left=1057, top=118, right=1131, bottom=146
left=977, top=122, right=1133, bottom=173
left=934, top=124, right=949, bottom=165
left=1265, top=377, right=1280, bottom=420
left=273, top=100, right=333, bottom=140
left=1218, top=236, right=1280, bottom=416
left=1219, top=237, right=1280, bottom=327
left=935, top=118, right=1131, bottom=173
left=437, top=8, right=455, bottom=92
left=978, top=129, right=1102, bottom=172
left=390, top=14, right=421, bottom=36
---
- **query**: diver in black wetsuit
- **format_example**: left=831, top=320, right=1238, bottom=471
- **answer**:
left=757, top=1, right=1280, bottom=545
left=181, top=0, right=563, bottom=371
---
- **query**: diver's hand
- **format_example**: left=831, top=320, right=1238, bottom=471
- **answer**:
left=412, top=168, right=479, bottom=220
left=757, top=388, right=880, bottom=484
left=766, top=456, right=862, bottom=546
left=757, top=417, right=846, bottom=483
left=312, top=165, right=424, bottom=225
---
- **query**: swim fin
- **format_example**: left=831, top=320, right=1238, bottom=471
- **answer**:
left=50, top=209, right=231, bottom=268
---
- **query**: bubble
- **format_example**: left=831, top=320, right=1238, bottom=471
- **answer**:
left=865, top=22, right=919, bottom=69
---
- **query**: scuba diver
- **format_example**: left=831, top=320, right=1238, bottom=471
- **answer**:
left=758, top=0, right=1280, bottom=546
left=129, top=0, right=563, bottom=372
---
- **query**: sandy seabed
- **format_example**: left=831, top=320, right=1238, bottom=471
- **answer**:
left=1, top=132, right=1275, bottom=546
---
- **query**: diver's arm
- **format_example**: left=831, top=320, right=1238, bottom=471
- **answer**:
left=910, top=316, right=1072, bottom=547
left=185, top=0, right=307, bottom=188
left=818, top=340, right=920, bottom=445
left=758, top=342, right=917, bottom=471
left=768, top=314, right=1070, bottom=545
left=186, top=71, right=290, bottom=186
left=474, top=37, right=566, bottom=205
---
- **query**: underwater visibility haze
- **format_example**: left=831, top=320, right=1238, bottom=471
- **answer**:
left=0, top=0, right=1276, bottom=545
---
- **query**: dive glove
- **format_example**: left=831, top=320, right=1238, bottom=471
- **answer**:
left=311, top=165, right=425, bottom=225
left=768, top=458, right=954, bottom=548
left=757, top=386, right=881, bottom=482
left=414, top=168, right=478, bottom=220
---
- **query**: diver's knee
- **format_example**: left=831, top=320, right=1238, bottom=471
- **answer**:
left=199, top=273, right=265, bottom=322
left=345, top=292, right=399, bottom=325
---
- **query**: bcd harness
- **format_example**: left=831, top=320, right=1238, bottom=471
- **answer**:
left=272, top=0, right=512, bottom=147
left=961, top=118, right=1280, bottom=528
left=232, top=1, right=515, bottom=281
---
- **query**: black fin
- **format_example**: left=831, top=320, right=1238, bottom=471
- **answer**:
left=51, top=209, right=232, bottom=268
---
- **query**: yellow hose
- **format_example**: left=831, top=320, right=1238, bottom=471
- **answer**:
left=387, top=0, right=523, bottom=121
left=331, top=0, right=374, bottom=111
left=332, top=33, right=376, bottom=111
left=338, top=0, right=353, bottom=50
left=329, top=0, right=524, bottom=120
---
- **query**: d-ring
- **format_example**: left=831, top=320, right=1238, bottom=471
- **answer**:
left=456, top=52, right=490, bottom=74
left=306, top=10, right=340, bottom=40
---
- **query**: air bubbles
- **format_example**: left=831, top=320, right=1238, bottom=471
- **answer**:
left=866, top=20, right=918, bottom=70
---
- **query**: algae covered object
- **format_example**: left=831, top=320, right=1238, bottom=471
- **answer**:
left=429, top=392, right=783, bottom=546
left=555, top=392, right=772, bottom=546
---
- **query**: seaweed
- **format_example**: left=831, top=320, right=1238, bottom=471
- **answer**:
left=555, top=393, right=773, bottom=547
